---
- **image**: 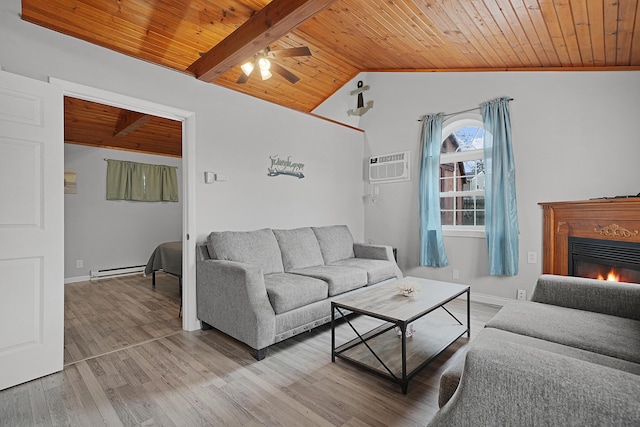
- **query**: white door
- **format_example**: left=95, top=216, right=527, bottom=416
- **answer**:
left=0, top=70, right=64, bottom=390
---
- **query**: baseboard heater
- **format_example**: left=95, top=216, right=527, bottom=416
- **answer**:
left=90, top=265, right=145, bottom=279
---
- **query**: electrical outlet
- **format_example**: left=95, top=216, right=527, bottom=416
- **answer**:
left=374, top=186, right=380, bottom=195
left=76, top=260, right=83, bottom=268
left=517, top=289, right=527, bottom=300
left=527, top=251, right=537, bottom=264
left=452, top=269, right=460, bottom=279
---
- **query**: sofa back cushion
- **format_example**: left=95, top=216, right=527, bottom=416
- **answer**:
left=312, top=225, right=355, bottom=264
left=207, top=229, right=284, bottom=274
left=273, top=227, right=325, bottom=271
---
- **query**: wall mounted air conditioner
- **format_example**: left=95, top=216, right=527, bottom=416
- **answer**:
left=369, top=151, right=410, bottom=183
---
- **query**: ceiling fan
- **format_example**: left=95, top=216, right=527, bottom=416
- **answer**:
left=236, top=46, right=312, bottom=84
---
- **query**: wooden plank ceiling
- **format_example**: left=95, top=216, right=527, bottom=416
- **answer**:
left=24, top=0, right=640, bottom=156
left=64, top=97, right=182, bottom=157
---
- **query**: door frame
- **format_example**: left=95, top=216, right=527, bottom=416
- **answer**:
left=50, top=78, right=199, bottom=331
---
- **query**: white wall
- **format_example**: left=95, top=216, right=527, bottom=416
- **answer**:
left=312, top=73, right=370, bottom=129
left=0, top=0, right=366, bottom=265
left=64, top=145, right=182, bottom=281
left=315, top=71, right=640, bottom=303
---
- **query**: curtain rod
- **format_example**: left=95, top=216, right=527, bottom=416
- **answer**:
left=103, top=158, right=178, bottom=169
left=417, top=98, right=514, bottom=121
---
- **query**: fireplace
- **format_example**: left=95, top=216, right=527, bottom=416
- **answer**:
left=539, top=198, right=640, bottom=283
left=568, top=237, right=640, bottom=283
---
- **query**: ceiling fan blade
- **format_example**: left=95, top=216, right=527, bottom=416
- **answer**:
left=236, top=72, right=251, bottom=84
left=271, top=62, right=300, bottom=84
left=272, top=46, right=312, bottom=58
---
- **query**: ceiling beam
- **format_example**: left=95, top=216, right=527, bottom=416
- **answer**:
left=113, top=110, right=152, bottom=137
left=187, top=0, right=337, bottom=82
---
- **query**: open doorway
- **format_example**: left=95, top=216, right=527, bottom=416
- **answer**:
left=63, top=96, right=184, bottom=364
left=52, top=78, right=197, bottom=364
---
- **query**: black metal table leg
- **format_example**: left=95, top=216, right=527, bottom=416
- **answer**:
left=331, top=302, right=336, bottom=362
left=401, top=321, right=408, bottom=394
left=467, top=287, right=471, bottom=338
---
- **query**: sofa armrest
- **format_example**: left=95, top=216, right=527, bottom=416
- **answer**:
left=196, top=259, right=276, bottom=351
left=531, top=274, right=640, bottom=320
left=354, top=243, right=403, bottom=279
left=428, top=339, right=640, bottom=426
left=353, top=243, right=394, bottom=261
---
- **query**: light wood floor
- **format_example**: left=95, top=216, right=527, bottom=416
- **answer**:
left=0, top=275, right=500, bottom=426
left=64, top=273, right=183, bottom=365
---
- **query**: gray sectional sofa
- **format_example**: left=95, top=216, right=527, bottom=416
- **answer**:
left=196, top=225, right=402, bottom=360
left=429, top=275, right=640, bottom=426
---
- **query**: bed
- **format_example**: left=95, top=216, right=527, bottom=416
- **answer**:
left=145, top=241, right=182, bottom=312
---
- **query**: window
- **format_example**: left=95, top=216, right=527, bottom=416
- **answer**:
left=439, top=115, right=485, bottom=235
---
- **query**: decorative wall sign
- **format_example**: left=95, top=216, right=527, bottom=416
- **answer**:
left=64, top=169, right=77, bottom=194
left=268, top=155, right=305, bottom=179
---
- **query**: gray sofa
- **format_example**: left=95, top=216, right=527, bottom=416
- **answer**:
left=196, top=225, right=402, bottom=360
left=429, top=275, right=640, bottom=426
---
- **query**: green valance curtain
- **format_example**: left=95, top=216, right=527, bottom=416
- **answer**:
left=106, top=159, right=178, bottom=202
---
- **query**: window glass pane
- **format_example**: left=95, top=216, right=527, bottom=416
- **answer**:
left=441, top=210, right=454, bottom=226
left=476, top=196, right=485, bottom=225
left=439, top=123, right=485, bottom=230
left=463, top=159, right=480, bottom=178
left=453, top=126, right=484, bottom=151
left=439, top=164, right=455, bottom=192
left=441, top=126, right=484, bottom=154
left=440, top=197, right=454, bottom=210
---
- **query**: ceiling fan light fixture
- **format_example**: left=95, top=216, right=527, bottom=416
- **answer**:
left=258, top=58, right=271, bottom=70
left=258, top=58, right=272, bottom=80
left=260, top=68, right=272, bottom=80
left=236, top=46, right=310, bottom=85
left=241, top=61, right=254, bottom=76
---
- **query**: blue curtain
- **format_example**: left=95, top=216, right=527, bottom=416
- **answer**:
left=481, top=97, right=519, bottom=275
left=419, top=113, right=449, bottom=267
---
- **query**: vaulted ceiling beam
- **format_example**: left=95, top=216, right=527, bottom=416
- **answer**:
left=113, top=110, right=152, bottom=137
left=187, top=0, right=338, bottom=82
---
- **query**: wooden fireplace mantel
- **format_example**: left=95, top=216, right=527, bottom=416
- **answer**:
left=539, top=198, right=640, bottom=275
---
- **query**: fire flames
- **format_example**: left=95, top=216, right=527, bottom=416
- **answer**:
left=597, top=269, right=620, bottom=282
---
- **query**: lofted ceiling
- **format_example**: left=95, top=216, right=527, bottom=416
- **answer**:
left=23, top=0, right=640, bottom=156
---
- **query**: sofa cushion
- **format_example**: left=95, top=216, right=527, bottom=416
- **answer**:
left=330, top=258, right=397, bottom=284
left=207, top=229, right=284, bottom=274
left=532, top=275, right=640, bottom=321
left=273, top=228, right=325, bottom=271
left=263, top=273, right=328, bottom=314
left=438, top=327, right=640, bottom=408
left=485, top=301, right=640, bottom=364
left=289, top=265, right=368, bottom=296
left=312, top=225, right=355, bottom=263
left=429, top=339, right=640, bottom=427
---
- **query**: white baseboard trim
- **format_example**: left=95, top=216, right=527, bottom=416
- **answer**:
left=89, top=271, right=145, bottom=281
left=65, top=275, right=91, bottom=284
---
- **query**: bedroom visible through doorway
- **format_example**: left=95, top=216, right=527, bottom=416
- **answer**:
left=63, top=96, right=185, bottom=364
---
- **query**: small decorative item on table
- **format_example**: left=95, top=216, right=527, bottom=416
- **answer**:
left=396, top=323, right=417, bottom=338
left=396, top=278, right=421, bottom=297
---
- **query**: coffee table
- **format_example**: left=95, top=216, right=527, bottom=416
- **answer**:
left=331, top=277, right=470, bottom=393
